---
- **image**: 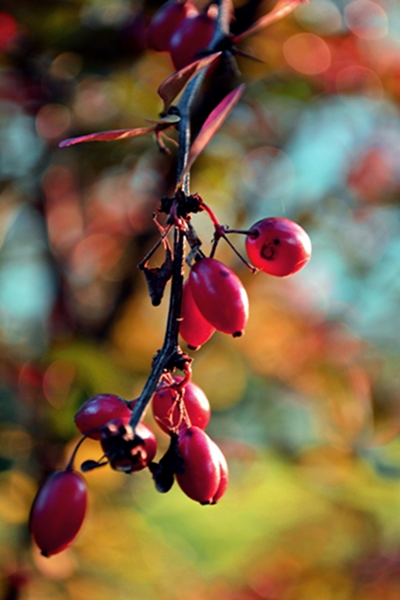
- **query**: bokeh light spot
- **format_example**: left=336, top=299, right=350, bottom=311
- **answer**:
left=283, top=33, right=331, bottom=76
left=70, top=233, right=124, bottom=281
left=344, top=0, right=388, bottom=40
left=336, top=66, right=383, bottom=101
left=242, top=146, right=295, bottom=198
left=43, top=360, right=77, bottom=408
left=49, top=52, right=83, bottom=80
left=36, top=104, right=71, bottom=140
left=295, top=0, right=343, bottom=35
left=0, top=12, right=18, bottom=52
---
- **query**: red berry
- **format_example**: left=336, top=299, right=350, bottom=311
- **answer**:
left=180, top=280, right=216, bottom=350
left=30, top=470, right=87, bottom=557
left=152, top=376, right=211, bottom=433
left=189, top=257, right=249, bottom=337
left=74, top=394, right=132, bottom=440
left=245, top=217, right=311, bottom=277
left=210, top=440, right=229, bottom=503
left=176, top=426, right=228, bottom=504
left=169, top=11, right=216, bottom=71
left=136, top=422, right=157, bottom=464
left=147, top=0, right=198, bottom=52
left=100, top=419, right=157, bottom=473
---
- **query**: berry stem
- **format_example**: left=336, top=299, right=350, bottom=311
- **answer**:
left=65, top=436, right=87, bottom=472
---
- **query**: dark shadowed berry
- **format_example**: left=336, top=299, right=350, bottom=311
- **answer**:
left=180, top=280, right=216, bottom=350
left=100, top=419, right=157, bottom=473
left=169, top=10, right=216, bottom=70
left=147, top=0, right=198, bottom=52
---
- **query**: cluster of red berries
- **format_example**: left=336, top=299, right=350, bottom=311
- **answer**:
left=29, top=215, right=311, bottom=557
left=180, top=217, right=312, bottom=349
left=147, top=0, right=217, bottom=71
left=29, top=372, right=228, bottom=556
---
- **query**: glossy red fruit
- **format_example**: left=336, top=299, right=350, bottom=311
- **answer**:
left=189, top=257, right=249, bottom=337
left=245, top=217, right=312, bottom=277
left=135, top=422, right=157, bottom=464
left=74, top=394, right=132, bottom=440
left=176, top=426, right=228, bottom=504
left=210, top=440, right=229, bottom=503
left=147, top=0, right=198, bottom=52
left=169, top=10, right=216, bottom=71
left=152, top=376, right=211, bottom=433
left=30, top=470, right=87, bottom=557
left=180, top=280, right=216, bottom=350
left=100, top=420, right=157, bottom=473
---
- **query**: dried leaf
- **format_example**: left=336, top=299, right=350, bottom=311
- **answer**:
left=145, top=114, right=181, bottom=125
left=178, top=83, right=245, bottom=183
left=59, top=126, right=156, bottom=148
left=233, top=0, right=308, bottom=43
left=140, top=245, right=173, bottom=306
left=157, top=52, right=222, bottom=113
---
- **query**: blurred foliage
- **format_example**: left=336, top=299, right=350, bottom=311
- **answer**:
left=1, top=0, right=400, bottom=598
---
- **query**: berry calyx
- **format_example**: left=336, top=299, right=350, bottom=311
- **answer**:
left=147, top=0, right=199, bottom=52
left=176, top=426, right=228, bottom=504
left=245, top=217, right=311, bottom=277
left=100, top=420, right=157, bottom=473
left=180, top=280, right=216, bottom=350
left=74, top=394, right=132, bottom=440
left=152, top=376, right=211, bottom=433
left=29, top=470, right=88, bottom=557
left=169, top=10, right=216, bottom=71
left=189, top=257, right=249, bottom=337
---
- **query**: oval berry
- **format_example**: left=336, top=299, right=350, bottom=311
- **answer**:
left=100, top=420, right=157, bottom=473
left=30, top=470, right=87, bottom=557
left=152, top=376, right=211, bottom=433
left=189, top=257, right=249, bottom=337
left=136, top=422, right=157, bottom=464
left=147, top=0, right=198, bottom=52
left=180, top=280, right=216, bottom=350
left=74, top=394, right=132, bottom=440
left=245, top=217, right=311, bottom=277
left=176, top=426, right=224, bottom=504
left=169, top=11, right=216, bottom=71
left=210, top=440, right=229, bottom=503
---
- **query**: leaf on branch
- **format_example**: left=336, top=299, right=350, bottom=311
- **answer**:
left=140, top=244, right=173, bottom=306
left=148, top=461, right=175, bottom=493
left=145, top=114, right=181, bottom=125
left=178, top=83, right=245, bottom=183
left=157, top=52, right=222, bottom=113
left=59, top=126, right=156, bottom=148
left=233, top=0, right=308, bottom=43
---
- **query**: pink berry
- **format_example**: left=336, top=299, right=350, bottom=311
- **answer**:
left=189, top=257, right=249, bottom=337
left=30, top=470, right=87, bottom=557
left=245, top=217, right=312, bottom=277
left=180, top=280, right=216, bottom=350
left=169, top=11, right=216, bottom=71
left=147, top=1, right=198, bottom=52
left=74, top=394, right=132, bottom=440
left=152, top=376, right=211, bottom=433
left=176, top=426, right=228, bottom=504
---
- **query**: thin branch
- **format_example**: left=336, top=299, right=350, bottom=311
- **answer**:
left=129, top=0, right=233, bottom=431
